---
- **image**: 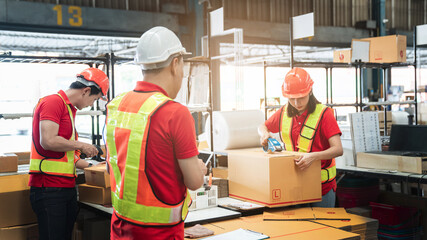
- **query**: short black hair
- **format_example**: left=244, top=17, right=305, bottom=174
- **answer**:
left=69, top=81, right=101, bottom=96
left=286, top=93, right=321, bottom=118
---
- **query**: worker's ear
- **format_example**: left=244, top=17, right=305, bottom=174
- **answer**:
left=170, top=57, right=180, bottom=76
left=82, top=87, right=91, bottom=96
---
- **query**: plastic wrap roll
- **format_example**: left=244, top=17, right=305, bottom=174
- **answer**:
left=205, top=110, right=264, bottom=151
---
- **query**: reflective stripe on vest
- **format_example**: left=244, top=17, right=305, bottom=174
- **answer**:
left=280, top=104, right=336, bottom=183
left=29, top=93, right=76, bottom=177
left=106, top=91, right=191, bottom=226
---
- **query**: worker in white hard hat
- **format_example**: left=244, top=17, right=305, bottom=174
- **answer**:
left=106, top=26, right=207, bottom=240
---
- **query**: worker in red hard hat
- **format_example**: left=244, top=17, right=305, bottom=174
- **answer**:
left=258, top=67, right=343, bottom=208
left=29, top=67, right=109, bottom=239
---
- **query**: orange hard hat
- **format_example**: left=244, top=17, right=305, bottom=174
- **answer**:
left=282, top=67, right=314, bottom=98
left=76, top=68, right=109, bottom=101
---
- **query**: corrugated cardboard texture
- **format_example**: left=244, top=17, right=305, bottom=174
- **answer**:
left=78, top=184, right=111, bottom=205
left=84, top=164, right=110, bottom=188
left=0, top=153, right=18, bottom=173
left=362, top=35, right=407, bottom=63
left=0, top=223, right=38, bottom=240
left=228, top=148, right=321, bottom=207
left=333, top=49, right=352, bottom=63
left=185, top=214, right=360, bottom=240
left=0, top=174, right=37, bottom=228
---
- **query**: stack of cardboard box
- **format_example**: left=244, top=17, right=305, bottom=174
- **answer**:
left=0, top=174, right=38, bottom=239
left=0, top=153, right=18, bottom=173
left=78, top=164, right=111, bottom=205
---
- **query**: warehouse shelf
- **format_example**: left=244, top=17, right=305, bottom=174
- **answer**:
left=0, top=54, right=107, bottom=65
left=0, top=111, right=105, bottom=120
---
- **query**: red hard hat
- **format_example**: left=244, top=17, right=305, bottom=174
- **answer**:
left=77, top=68, right=109, bottom=101
left=282, top=67, right=314, bottom=98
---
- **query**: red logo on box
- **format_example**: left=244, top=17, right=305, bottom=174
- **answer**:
left=272, top=189, right=281, bottom=200
left=339, top=53, right=344, bottom=61
left=400, top=50, right=403, bottom=58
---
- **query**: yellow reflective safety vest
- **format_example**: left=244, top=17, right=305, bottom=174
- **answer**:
left=106, top=91, right=191, bottom=226
left=280, top=104, right=336, bottom=184
left=29, top=93, right=77, bottom=178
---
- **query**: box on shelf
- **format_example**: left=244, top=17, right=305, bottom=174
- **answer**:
left=0, top=153, right=18, bottom=173
left=78, top=184, right=111, bottom=205
left=212, top=166, right=228, bottom=179
left=212, top=177, right=228, bottom=198
left=6, top=152, right=31, bottom=165
left=84, top=164, right=110, bottom=188
left=188, top=185, right=218, bottom=211
left=227, top=148, right=321, bottom=208
left=361, top=35, right=407, bottom=63
left=0, top=174, right=37, bottom=228
left=357, top=152, right=427, bottom=174
left=0, top=223, right=38, bottom=240
left=333, top=49, right=351, bottom=63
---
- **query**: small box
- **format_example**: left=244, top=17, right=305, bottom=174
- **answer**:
left=0, top=153, right=18, bottom=173
left=227, top=148, right=321, bottom=208
left=188, top=185, right=218, bottom=211
left=0, top=223, right=38, bottom=240
left=6, top=152, right=31, bottom=165
left=333, top=49, right=352, bottom=63
left=0, top=174, right=37, bottom=228
left=361, top=35, right=407, bottom=63
left=212, top=167, right=228, bottom=179
left=78, top=184, right=111, bottom=205
left=84, top=164, right=110, bottom=188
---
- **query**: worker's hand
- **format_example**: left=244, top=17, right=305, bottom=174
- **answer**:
left=294, top=153, right=317, bottom=171
left=80, top=143, right=98, bottom=158
left=260, top=133, right=270, bottom=146
left=198, top=159, right=208, bottom=176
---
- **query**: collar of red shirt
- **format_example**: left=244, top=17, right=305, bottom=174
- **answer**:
left=58, top=90, right=76, bottom=110
left=134, top=81, right=170, bottom=97
left=294, top=109, right=308, bottom=121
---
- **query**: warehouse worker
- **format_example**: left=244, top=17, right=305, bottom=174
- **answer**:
left=258, top=67, right=343, bottom=207
left=29, top=68, right=109, bottom=240
left=106, top=26, right=207, bottom=240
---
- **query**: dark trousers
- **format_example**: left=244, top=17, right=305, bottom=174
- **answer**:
left=30, top=187, right=79, bottom=240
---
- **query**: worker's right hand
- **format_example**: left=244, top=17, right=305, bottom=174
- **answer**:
left=260, top=133, right=270, bottom=147
left=80, top=143, right=98, bottom=158
left=198, top=159, right=208, bottom=176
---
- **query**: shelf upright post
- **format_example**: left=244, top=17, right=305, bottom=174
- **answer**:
left=289, top=17, right=294, bottom=69
left=330, top=67, right=333, bottom=105
left=207, top=6, right=215, bottom=166
left=414, top=26, right=418, bottom=125
left=264, top=61, right=268, bottom=120
left=111, top=53, right=116, bottom=99
left=325, top=67, right=329, bottom=104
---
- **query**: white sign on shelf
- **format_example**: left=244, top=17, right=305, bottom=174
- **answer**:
left=351, top=40, right=370, bottom=62
left=416, top=24, right=427, bottom=46
left=292, top=12, right=314, bottom=40
left=210, top=7, right=224, bottom=37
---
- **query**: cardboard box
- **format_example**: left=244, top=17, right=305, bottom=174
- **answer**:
left=227, top=148, right=321, bottom=208
left=357, top=152, right=426, bottom=174
left=212, top=167, right=228, bottom=179
left=263, top=207, right=351, bottom=221
left=78, top=184, right=111, bottom=205
left=84, top=164, right=110, bottom=188
left=0, top=174, right=37, bottom=228
left=6, top=152, right=31, bottom=165
left=361, top=35, right=407, bottom=63
left=333, top=49, right=352, bottom=63
left=0, top=223, right=38, bottom=240
left=0, top=153, right=18, bottom=173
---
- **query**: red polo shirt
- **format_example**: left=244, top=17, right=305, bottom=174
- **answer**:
left=29, top=90, right=77, bottom=188
left=110, top=81, right=199, bottom=240
left=265, top=105, right=341, bottom=195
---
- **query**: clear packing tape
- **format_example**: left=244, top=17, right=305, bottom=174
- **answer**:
left=205, top=110, right=264, bottom=151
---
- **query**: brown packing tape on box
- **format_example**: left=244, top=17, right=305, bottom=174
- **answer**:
left=0, top=174, right=37, bottom=228
left=0, top=153, right=18, bottom=173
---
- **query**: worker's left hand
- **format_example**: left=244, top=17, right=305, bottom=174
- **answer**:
left=294, top=153, right=316, bottom=171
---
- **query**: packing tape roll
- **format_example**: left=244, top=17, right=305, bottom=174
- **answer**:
left=205, top=110, right=264, bottom=151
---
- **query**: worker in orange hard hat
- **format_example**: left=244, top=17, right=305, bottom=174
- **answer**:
left=29, top=67, right=109, bottom=239
left=258, top=67, right=343, bottom=208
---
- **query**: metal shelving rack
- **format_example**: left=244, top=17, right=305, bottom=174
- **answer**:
left=0, top=53, right=111, bottom=146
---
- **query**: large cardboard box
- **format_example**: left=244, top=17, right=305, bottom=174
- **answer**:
left=333, top=49, right=352, bottom=63
left=361, top=35, right=407, bottom=63
left=84, top=164, right=110, bottom=188
left=78, top=184, right=111, bottom=205
left=357, top=152, right=426, bottom=174
left=227, top=148, right=321, bottom=208
left=0, top=174, right=37, bottom=228
left=0, top=153, right=18, bottom=173
left=0, top=223, right=38, bottom=240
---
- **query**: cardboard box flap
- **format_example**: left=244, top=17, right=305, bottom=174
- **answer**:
left=227, top=148, right=302, bottom=159
left=263, top=207, right=315, bottom=221
left=312, top=207, right=350, bottom=220
left=0, top=174, right=30, bottom=193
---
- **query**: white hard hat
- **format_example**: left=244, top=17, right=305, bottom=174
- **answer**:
left=135, top=26, right=191, bottom=70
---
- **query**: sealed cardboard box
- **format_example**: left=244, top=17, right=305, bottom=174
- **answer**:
left=0, top=223, right=38, bottom=240
left=227, top=148, right=321, bottom=208
left=212, top=166, right=228, bottom=179
left=84, top=164, right=110, bottom=188
left=78, top=184, right=111, bottom=205
left=5, top=152, right=30, bottom=165
left=361, top=35, right=406, bottom=63
left=333, top=49, right=352, bottom=63
left=0, top=153, right=18, bottom=173
left=0, top=174, right=37, bottom=228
